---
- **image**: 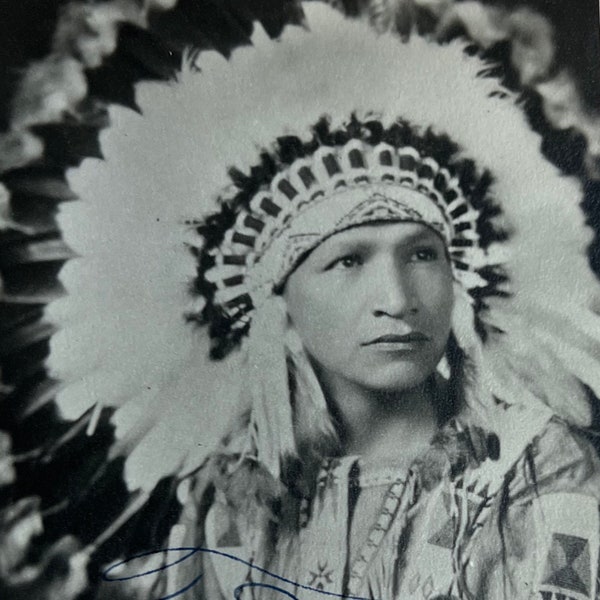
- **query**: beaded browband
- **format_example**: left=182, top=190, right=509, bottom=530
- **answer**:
left=204, top=139, right=489, bottom=328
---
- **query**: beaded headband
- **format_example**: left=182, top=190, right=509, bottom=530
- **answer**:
left=204, top=139, right=488, bottom=329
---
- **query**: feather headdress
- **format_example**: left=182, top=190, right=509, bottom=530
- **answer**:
left=45, top=2, right=600, bottom=493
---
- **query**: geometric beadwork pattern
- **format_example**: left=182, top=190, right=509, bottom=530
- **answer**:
left=427, top=491, right=482, bottom=550
left=541, top=533, right=591, bottom=598
left=308, top=561, right=335, bottom=591
left=215, top=519, right=242, bottom=548
left=336, top=193, right=445, bottom=236
left=427, top=514, right=456, bottom=550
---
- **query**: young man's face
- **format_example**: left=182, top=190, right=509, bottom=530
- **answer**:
left=284, top=222, right=454, bottom=394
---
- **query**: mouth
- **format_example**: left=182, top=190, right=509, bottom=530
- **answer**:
left=362, top=332, right=430, bottom=346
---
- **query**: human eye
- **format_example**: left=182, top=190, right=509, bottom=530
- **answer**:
left=327, top=253, right=363, bottom=270
left=410, top=245, right=440, bottom=262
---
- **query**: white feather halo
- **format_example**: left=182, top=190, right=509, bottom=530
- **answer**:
left=45, top=2, right=600, bottom=492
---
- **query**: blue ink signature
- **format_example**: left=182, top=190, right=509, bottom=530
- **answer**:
left=102, top=547, right=375, bottom=600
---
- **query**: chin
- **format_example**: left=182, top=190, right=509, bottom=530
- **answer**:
left=357, top=363, right=437, bottom=393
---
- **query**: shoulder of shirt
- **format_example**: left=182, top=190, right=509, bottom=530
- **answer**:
left=508, top=416, right=600, bottom=503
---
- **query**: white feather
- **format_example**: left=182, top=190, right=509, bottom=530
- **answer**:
left=44, top=2, right=600, bottom=491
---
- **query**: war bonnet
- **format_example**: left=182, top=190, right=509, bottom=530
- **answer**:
left=49, top=2, right=600, bottom=489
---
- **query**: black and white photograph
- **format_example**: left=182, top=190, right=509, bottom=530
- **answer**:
left=1, top=1, right=600, bottom=599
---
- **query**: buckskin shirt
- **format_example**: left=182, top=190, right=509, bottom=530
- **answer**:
left=165, top=409, right=600, bottom=600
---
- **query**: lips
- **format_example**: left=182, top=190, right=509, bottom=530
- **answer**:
left=362, top=332, right=430, bottom=346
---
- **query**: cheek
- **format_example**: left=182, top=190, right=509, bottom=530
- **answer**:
left=414, top=270, right=454, bottom=330
left=285, top=282, right=353, bottom=361
left=295, top=296, right=347, bottom=349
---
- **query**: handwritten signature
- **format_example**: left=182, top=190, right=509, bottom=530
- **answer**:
left=102, top=547, right=374, bottom=600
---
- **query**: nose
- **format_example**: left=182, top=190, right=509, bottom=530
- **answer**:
left=371, top=258, right=417, bottom=319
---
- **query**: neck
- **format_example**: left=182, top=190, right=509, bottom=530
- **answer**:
left=317, top=371, right=439, bottom=469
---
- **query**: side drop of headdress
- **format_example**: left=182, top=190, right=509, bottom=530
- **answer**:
left=45, top=3, right=600, bottom=491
